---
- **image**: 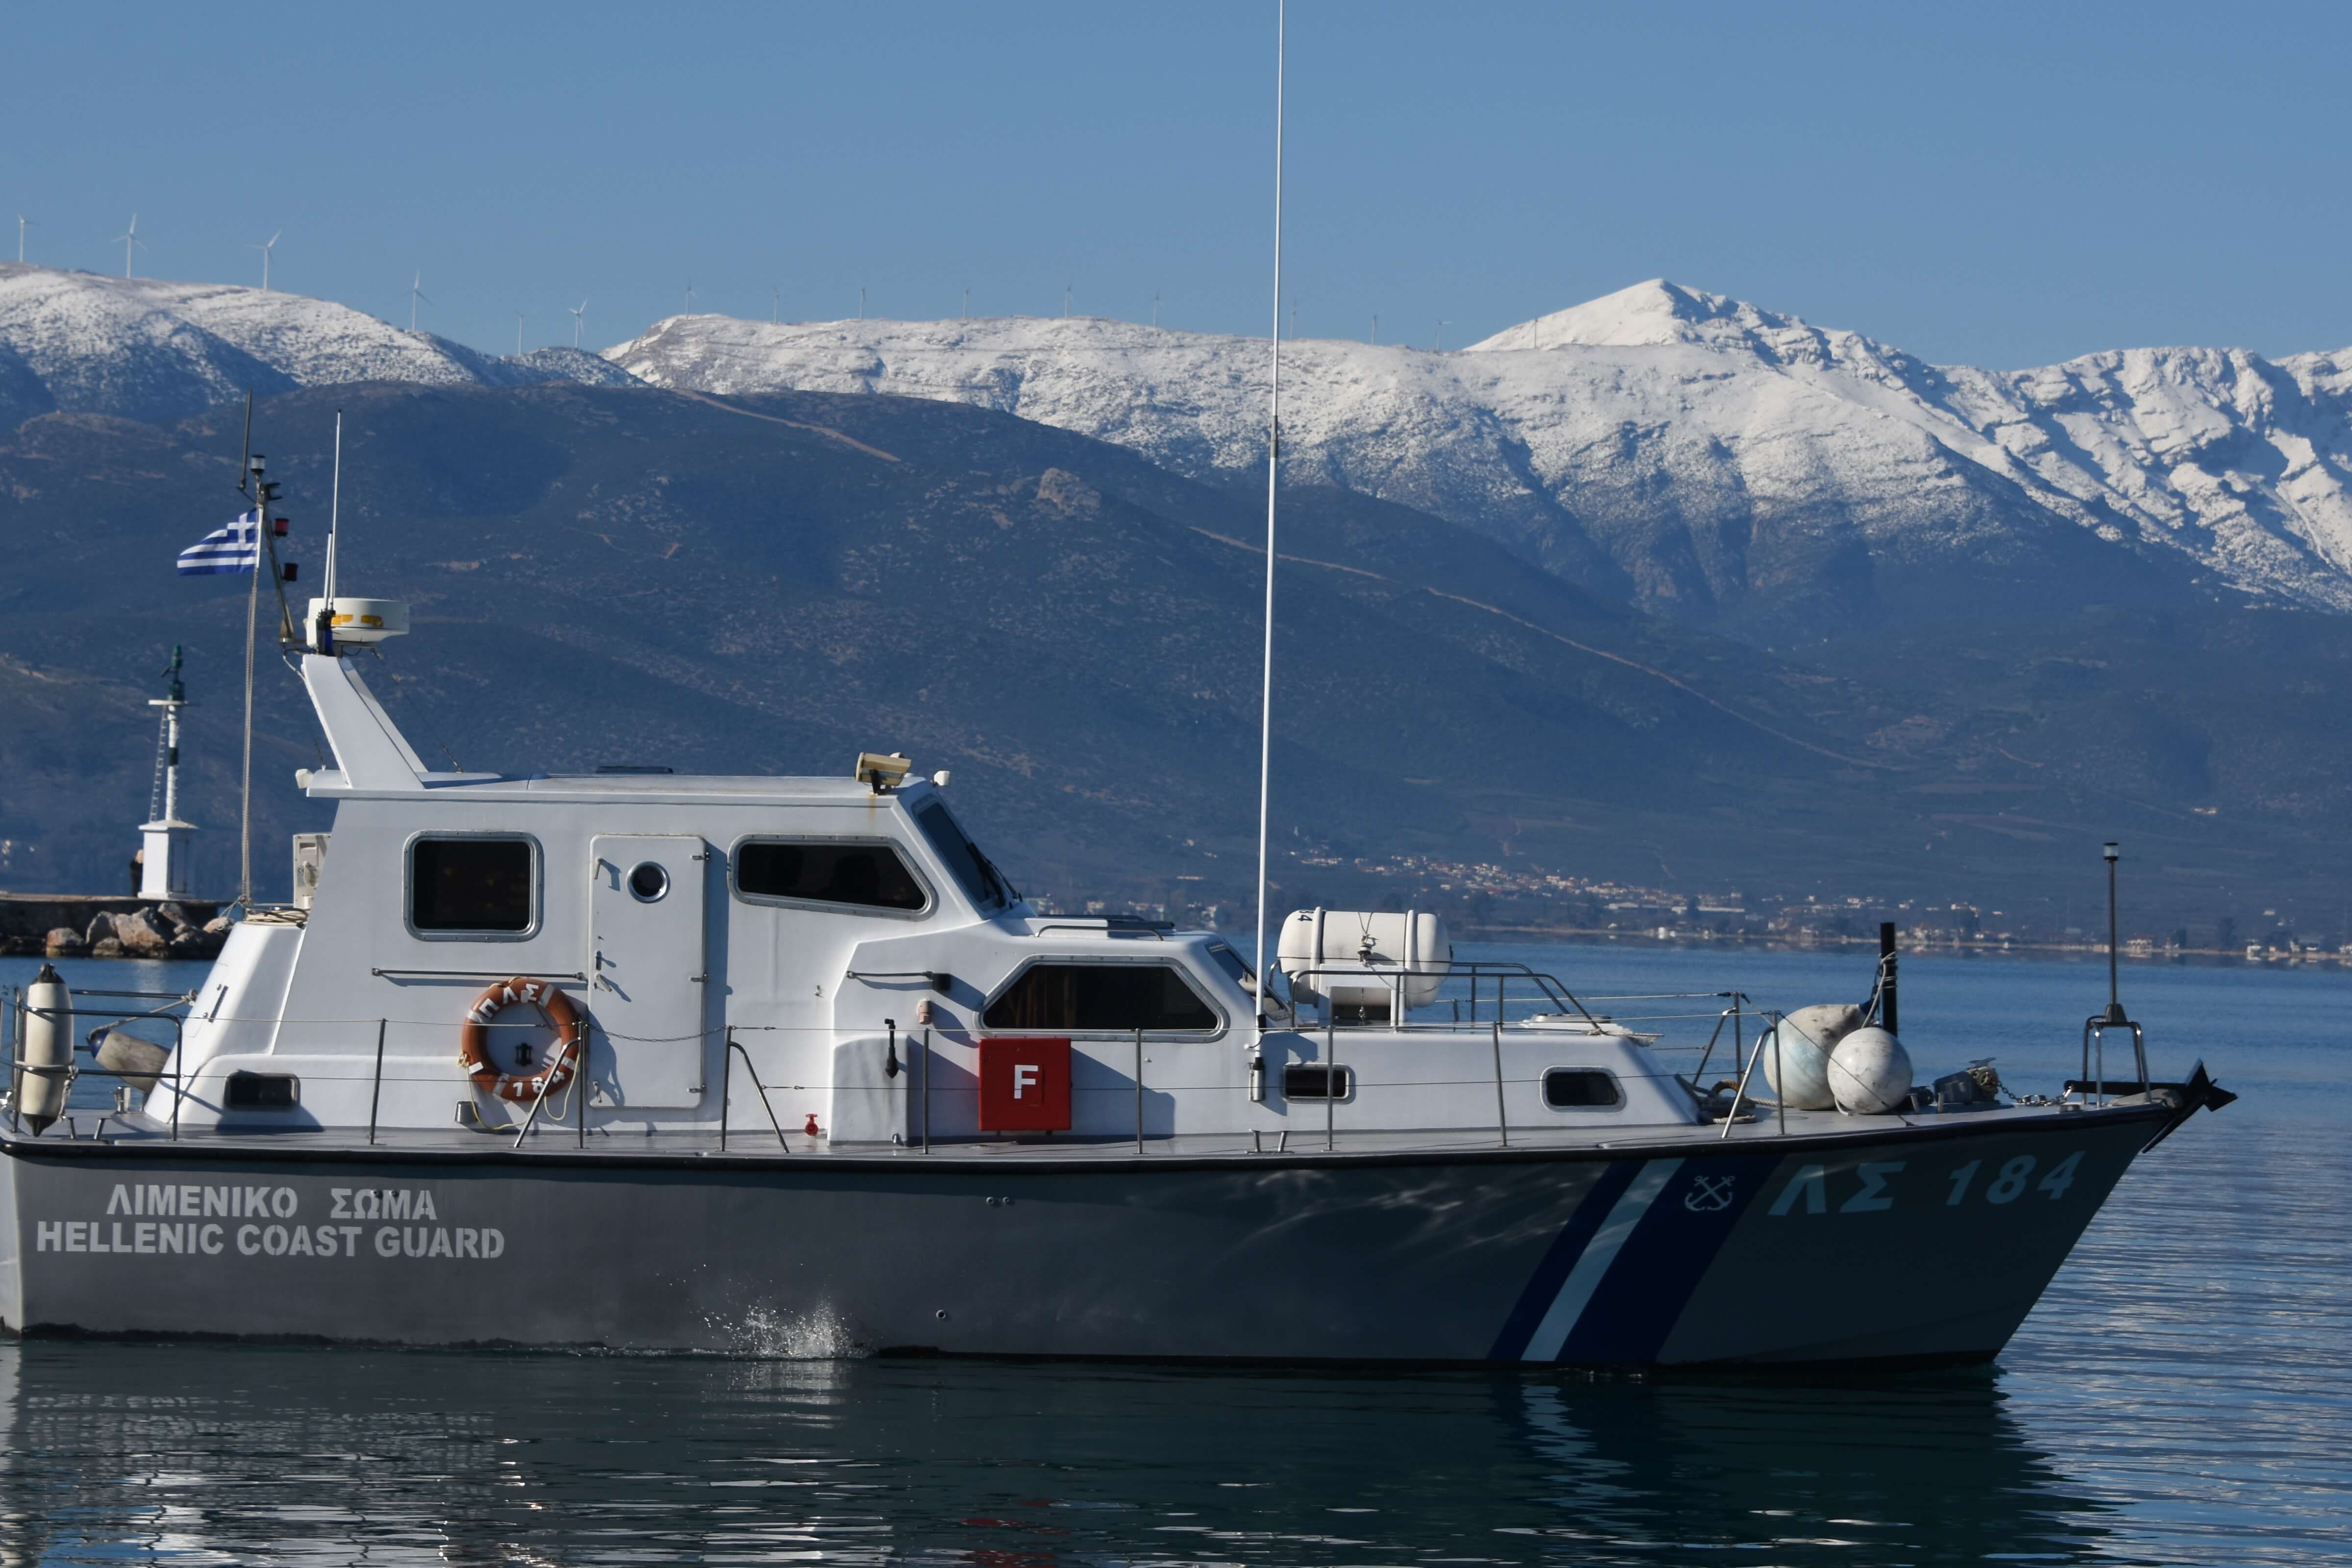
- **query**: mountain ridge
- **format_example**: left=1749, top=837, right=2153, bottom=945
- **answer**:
left=603, top=282, right=2352, bottom=635
left=0, top=263, right=637, bottom=426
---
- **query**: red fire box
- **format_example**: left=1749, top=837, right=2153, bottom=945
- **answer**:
left=979, top=1037, right=1072, bottom=1132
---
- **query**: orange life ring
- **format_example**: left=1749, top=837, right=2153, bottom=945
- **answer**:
left=458, top=977, right=584, bottom=1103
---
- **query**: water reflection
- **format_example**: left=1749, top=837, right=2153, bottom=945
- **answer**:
left=0, top=1343, right=2140, bottom=1567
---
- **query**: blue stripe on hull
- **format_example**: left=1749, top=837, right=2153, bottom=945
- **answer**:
left=1556, top=1155, right=1776, bottom=1364
left=1491, top=1155, right=1783, bottom=1366
left=1485, top=1160, right=1641, bottom=1361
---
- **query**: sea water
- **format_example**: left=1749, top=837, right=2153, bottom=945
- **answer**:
left=0, top=944, right=2343, bottom=1565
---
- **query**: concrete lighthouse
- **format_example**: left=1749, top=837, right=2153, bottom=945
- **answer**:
left=137, top=646, right=196, bottom=900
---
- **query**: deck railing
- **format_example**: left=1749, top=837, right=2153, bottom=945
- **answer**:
left=0, top=972, right=2103, bottom=1155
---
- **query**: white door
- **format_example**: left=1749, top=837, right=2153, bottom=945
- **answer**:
left=588, top=835, right=709, bottom=1108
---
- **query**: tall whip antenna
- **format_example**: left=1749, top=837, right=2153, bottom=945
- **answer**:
left=1251, top=0, right=1286, bottom=1029
left=326, top=411, right=343, bottom=606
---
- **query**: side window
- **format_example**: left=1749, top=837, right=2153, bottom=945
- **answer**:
left=225, top=1072, right=300, bottom=1110
left=1283, top=1064, right=1351, bottom=1100
left=912, top=800, right=1014, bottom=912
left=735, top=840, right=927, bottom=912
left=409, top=836, right=535, bottom=934
left=1205, top=943, right=1258, bottom=995
left=984, top=964, right=1218, bottom=1032
left=1544, top=1069, right=1624, bottom=1109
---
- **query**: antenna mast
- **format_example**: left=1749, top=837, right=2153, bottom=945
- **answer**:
left=1251, top=0, right=1286, bottom=1033
left=325, top=412, right=343, bottom=607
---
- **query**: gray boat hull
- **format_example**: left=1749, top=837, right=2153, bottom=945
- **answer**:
left=0, top=1107, right=2165, bottom=1367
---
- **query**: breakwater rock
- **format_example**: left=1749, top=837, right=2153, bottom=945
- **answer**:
left=0, top=895, right=227, bottom=959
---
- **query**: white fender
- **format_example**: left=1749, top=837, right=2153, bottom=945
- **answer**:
left=18, top=963, right=72, bottom=1133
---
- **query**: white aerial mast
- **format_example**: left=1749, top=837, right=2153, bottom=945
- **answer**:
left=1251, top=0, right=1286, bottom=1030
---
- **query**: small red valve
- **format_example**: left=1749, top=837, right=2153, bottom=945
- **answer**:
left=803, top=1113, right=821, bottom=1137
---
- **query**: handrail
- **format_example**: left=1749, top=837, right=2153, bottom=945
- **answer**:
left=1036, top=919, right=1169, bottom=940
left=1283, top=957, right=1601, bottom=1028
left=719, top=1028, right=789, bottom=1152
left=2078, top=1016, right=2149, bottom=1108
left=510, top=1010, right=585, bottom=1149
left=373, top=967, right=588, bottom=982
left=1717, top=1009, right=1779, bottom=1140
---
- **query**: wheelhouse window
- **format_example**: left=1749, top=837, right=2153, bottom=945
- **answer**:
left=912, top=799, right=1015, bottom=913
left=1544, top=1069, right=1624, bottom=1109
left=1204, top=942, right=1259, bottom=996
left=409, top=836, right=535, bottom=934
left=735, top=839, right=927, bottom=912
left=984, top=963, right=1218, bottom=1033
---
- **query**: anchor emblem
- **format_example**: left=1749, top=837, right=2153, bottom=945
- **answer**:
left=1684, top=1175, right=1737, bottom=1212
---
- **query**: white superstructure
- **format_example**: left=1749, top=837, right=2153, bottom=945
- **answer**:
left=146, top=646, right=1682, bottom=1145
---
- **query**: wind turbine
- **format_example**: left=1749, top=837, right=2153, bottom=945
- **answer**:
left=1063, top=283, right=1072, bottom=318
left=249, top=231, right=281, bottom=292
left=771, top=286, right=779, bottom=323
left=408, top=271, right=431, bottom=331
left=962, top=286, right=969, bottom=320
left=14, top=215, right=28, bottom=265
left=1152, top=292, right=1160, bottom=328
left=1371, top=313, right=1378, bottom=345
left=570, top=299, right=587, bottom=348
left=684, top=279, right=694, bottom=314
left=515, top=311, right=525, bottom=356
left=113, top=213, right=143, bottom=278
left=1435, top=319, right=1450, bottom=351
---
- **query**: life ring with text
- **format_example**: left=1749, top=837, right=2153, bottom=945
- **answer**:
left=458, top=977, right=583, bottom=1103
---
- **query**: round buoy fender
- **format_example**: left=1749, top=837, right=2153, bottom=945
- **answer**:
left=458, top=978, right=583, bottom=1103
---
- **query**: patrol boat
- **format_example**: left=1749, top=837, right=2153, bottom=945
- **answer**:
left=0, top=583, right=2233, bottom=1365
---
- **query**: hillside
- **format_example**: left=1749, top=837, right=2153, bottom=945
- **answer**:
left=4, top=382, right=2351, bottom=940
left=605, top=283, right=2352, bottom=637
left=0, top=263, right=636, bottom=427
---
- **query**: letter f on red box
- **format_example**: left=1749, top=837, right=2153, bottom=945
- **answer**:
left=980, top=1038, right=1072, bottom=1131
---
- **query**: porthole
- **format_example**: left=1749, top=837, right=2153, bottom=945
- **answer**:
left=628, top=861, right=671, bottom=903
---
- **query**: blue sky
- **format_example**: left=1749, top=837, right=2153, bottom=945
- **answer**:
left=9, top=1, right=2348, bottom=368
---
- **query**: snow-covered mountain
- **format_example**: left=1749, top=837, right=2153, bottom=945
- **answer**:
left=605, top=282, right=2352, bottom=631
left=10, top=261, right=2349, bottom=635
left=0, top=264, right=638, bottom=426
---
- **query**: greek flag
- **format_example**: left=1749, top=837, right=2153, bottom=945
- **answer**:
left=177, top=510, right=260, bottom=576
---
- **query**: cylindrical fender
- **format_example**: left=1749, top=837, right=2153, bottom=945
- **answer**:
left=18, top=962, right=73, bottom=1133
